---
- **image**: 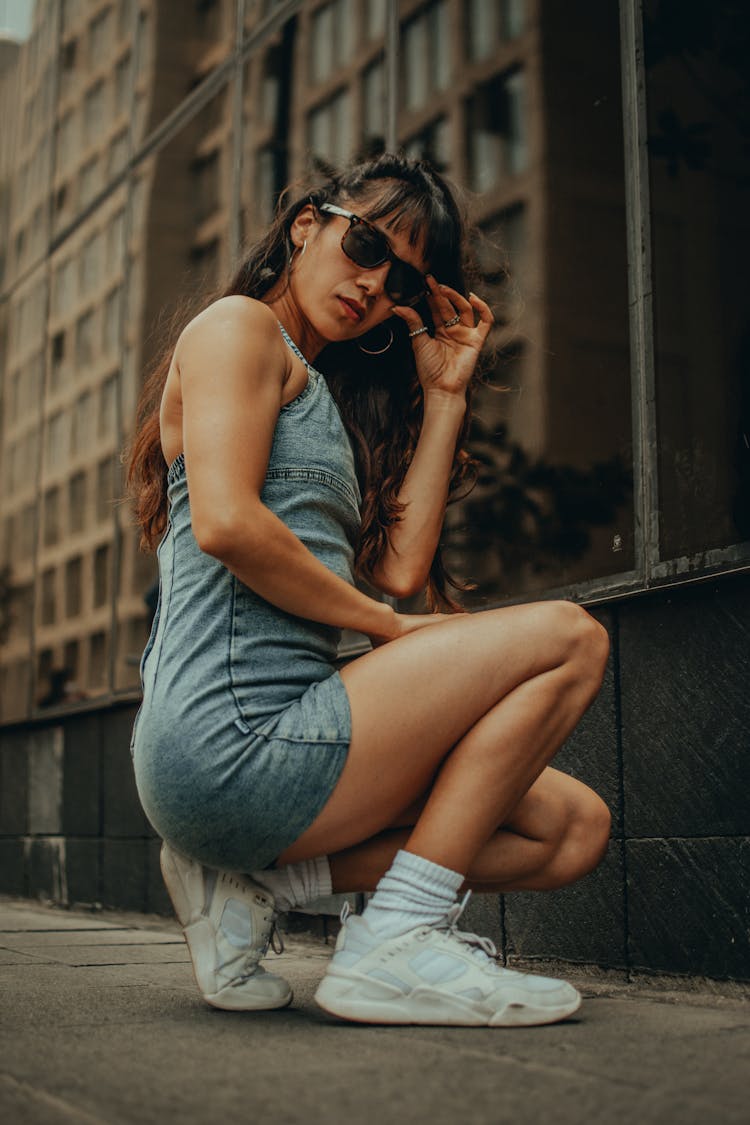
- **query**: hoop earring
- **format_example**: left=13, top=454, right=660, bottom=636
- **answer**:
left=288, top=239, right=307, bottom=267
left=358, top=326, right=394, bottom=356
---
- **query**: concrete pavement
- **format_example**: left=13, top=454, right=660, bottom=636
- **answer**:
left=1, top=897, right=748, bottom=1125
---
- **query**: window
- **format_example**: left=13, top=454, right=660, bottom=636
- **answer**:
left=108, top=130, right=128, bottom=178
left=466, top=70, right=527, bottom=193
left=93, top=544, right=110, bottom=607
left=103, top=287, right=122, bottom=355
left=365, top=0, right=387, bottom=41
left=115, top=52, right=131, bottom=115
left=309, top=89, right=353, bottom=165
left=89, top=631, right=108, bottom=688
left=90, top=6, right=114, bottom=61
left=69, top=471, right=87, bottom=533
left=98, top=375, right=117, bottom=439
left=310, top=0, right=355, bottom=85
left=80, top=232, right=103, bottom=294
left=79, top=156, right=102, bottom=207
left=191, top=150, right=220, bottom=224
left=50, top=330, right=67, bottom=390
left=71, top=392, right=93, bottom=455
left=41, top=568, right=56, bottom=626
left=83, top=81, right=107, bottom=145
left=404, top=117, right=449, bottom=170
left=65, top=556, right=83, bottom=618
left=402, top=0, right=450, bottom=112
left=75, top=310, right=97, bottom=368
left=45, top=413, right=69, bottom=472
left=96, top=456, right=115, bottom=522
left=467, top=0, right=525, bottom=61
left=363, top=58, right=385, bottom=145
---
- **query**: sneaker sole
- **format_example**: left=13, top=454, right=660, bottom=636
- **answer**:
left=161, top=847, right=293, bottom=1012
left=314, top=973, right=581, bottom=1027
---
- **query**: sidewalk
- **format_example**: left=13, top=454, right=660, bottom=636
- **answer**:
left=1, top=898, right=747, bottom=1125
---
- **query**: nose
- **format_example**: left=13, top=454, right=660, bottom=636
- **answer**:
left=355, top=262, right=390, bottom=299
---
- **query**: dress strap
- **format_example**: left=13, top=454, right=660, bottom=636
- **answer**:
left=278, top=323, right=321, bottom=379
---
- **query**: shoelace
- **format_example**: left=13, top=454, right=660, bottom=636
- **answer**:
left=434, top=891, right=503, bottom=969
left=236, top=915, right=285, bottom=982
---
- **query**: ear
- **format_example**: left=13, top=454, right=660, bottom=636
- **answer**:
left=289, top=204, right=318, bottom=249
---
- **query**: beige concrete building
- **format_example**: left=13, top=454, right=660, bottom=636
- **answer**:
left=1, top=0, right=632, bottom=720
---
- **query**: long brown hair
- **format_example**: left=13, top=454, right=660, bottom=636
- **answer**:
left=127, top=154, right=486, bottom=609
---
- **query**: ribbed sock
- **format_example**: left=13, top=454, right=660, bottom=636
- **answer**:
left=250, top=856, right=332, bottom=913
left=360, top=849, right=464, bottom=940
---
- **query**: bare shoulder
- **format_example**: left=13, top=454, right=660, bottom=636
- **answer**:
left=176, top=295, right=286, bottom=373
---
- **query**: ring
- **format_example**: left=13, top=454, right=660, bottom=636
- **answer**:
left=443, top=314, right=461, bottom=328
left=408, top=326, right=429, bottom=338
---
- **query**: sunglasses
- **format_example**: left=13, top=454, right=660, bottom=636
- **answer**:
left=319, top=203, right=428, bottom=307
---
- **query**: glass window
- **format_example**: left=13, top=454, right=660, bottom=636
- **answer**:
left=83, top=80, right=108, bottom=146
left=69, top=471, right=87, bottom=533
left=402, top=0, right=449, bottom=111
left=309, top=89, right=353, bottom=165
left=79, top=156, right=103, bottom=207
left=310, top=0, right=355, bottom=85
left=93, top=543, right=111, bottom=607
left=75, top=309, right=97, bottom=368
left=71, top=392, right=93, bottom=456
left=41, top=568, right=56, bottom=626
left=65, top=556, right=82, bottom=618
left=404, top=117, right=450, bottom=170
left=90, top=6, right=115, bottom=59
left=466, top=69, right=527, bottom=193
left=365, top=0, right=386, bottom=41
left=98, top=375, right=117, bottom=439
left=43, top=487, right=60, bottom=548
left=363, top=57, right=385, bottom=145
left=439, top=0, right=633, bottom=603
left=96, top=456, right=115, bottom=523
left=645, top=0, right=750, bottom=560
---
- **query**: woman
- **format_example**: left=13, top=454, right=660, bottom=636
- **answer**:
left=128, top=153, right=610, bottom=1027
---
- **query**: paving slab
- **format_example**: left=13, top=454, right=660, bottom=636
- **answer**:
left=1, top=898, right=748, bottom=1125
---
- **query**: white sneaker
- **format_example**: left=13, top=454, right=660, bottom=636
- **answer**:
left=314, top=892, right=581, bottom=1027
left=160, top=843, right=292, bottom=1011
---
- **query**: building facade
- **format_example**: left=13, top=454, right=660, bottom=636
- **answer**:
left=0, top=0, right=748, bottom=981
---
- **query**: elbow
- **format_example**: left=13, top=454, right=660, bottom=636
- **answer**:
left=192, top=510, right=258, bottom=560
left=374, top=570, right=426, bottom=600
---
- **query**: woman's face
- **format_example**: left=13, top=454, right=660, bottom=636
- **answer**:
left=288, top=200, right=431, bottom=344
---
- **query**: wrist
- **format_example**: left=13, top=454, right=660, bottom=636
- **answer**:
left=422, top=388, right=468, bottom=416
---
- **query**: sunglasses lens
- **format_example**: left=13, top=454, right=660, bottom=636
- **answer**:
left=342, top=223, right=387, bottom=268
left=341, top=219, right=426, bottom=307
left=386, top=261, right=425, bottom=306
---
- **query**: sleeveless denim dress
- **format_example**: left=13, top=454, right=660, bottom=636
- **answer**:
left=131, top=325, right=359, bottom=871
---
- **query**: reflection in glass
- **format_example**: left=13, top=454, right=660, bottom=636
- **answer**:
left=116, top=87, right=234, bottom=690
left=440, top=0, right=633, bottom=604
left=645, top=0, right=750, bottom=559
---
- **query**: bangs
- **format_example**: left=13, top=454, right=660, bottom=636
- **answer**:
left=355, top=180, right=460, bottom=280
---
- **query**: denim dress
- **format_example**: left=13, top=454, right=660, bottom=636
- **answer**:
left=131, top=325, right=359, bottom=870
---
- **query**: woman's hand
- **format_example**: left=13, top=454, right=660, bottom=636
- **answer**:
left=367, top=610, right=457, bottom=648
left=391, top=277, right=494, bottom=401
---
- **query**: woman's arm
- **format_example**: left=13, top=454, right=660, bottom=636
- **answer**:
left=369, top=280, right=494, bottom=600
left=368, top=390, right=466, bottom=599
left=176, top=297, right=397, bottom=641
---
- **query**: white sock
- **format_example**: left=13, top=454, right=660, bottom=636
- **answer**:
left=360, top=849, right=464, bottom=940
left=250, top=856, right=332, bottom=913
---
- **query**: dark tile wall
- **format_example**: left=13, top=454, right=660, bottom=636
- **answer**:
left=1, top=577, right=749, bottom=980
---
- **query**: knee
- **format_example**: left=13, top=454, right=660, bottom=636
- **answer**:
left=545, top=790, right=611, bottom=889
left=548, top=601, right=609, bottom=694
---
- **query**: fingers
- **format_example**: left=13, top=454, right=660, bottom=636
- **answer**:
left=426, top=277, right=494, bottom=334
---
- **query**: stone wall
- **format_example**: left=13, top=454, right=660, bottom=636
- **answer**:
left=1, top=574, right=748, bottom=980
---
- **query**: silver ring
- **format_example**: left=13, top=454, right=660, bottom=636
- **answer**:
left=408, top=325, right=429, bottom=338
left=443, top=314, right=461, bottom=328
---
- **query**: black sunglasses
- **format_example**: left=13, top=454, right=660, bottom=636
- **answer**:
left=319, top=203, right=428, bottom=307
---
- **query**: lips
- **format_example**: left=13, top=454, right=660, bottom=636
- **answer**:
left=338, top=296, right=365, bottom=322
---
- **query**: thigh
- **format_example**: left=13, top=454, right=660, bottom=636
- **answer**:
left=276, top=600, right=593, bottom=863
